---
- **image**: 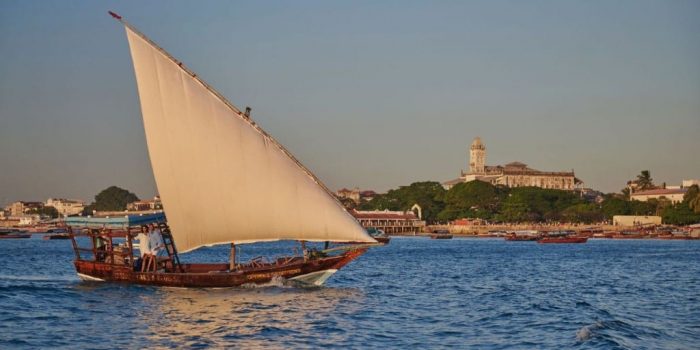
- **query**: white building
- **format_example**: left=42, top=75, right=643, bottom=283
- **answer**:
left=46, top=198, right=85, bottom=217
left=19, top=214, right=41, bottom=226
left=630, top=188, right=687, bottom=204
left=613, top=215, right=662, bottom=226
left=443, top=137, right=580, bottom=190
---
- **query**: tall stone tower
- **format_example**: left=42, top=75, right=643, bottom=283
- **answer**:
left=469, top=137, right=486, bottom=173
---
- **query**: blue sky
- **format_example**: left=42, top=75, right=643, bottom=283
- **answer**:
left=1, top=1, right=699, bottom=204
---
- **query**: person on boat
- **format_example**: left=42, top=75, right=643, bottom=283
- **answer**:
left=136, top=225, right=152, bottom=258
left=92, top=229, right=108, bottom=262
left=147, top=224, right=166, bottom=257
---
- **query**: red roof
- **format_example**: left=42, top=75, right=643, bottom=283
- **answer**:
left=351, top=210, right=417, bottom=220
left=632, top=188, right=687, bottom=196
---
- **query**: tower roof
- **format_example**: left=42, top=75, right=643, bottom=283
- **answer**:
left=470, top=136, right=485, bottom=149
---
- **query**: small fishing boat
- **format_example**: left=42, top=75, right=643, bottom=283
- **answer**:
left=45, top=228, right=69, bottom=234
left=537, top=236, right=588, bottom=244
left=430, top=230, right=453, bottom=239
left=505, top=230, right=542, bottom=242
left=537, top=231, right=587, bottom=244
left=505, top=230, right=540, bottom=241
left=611, top=231, right=646, bottom=239
left=505, top=235, right=539, bottom=241
left=0, top=228, right=31, bottom=239
left=43, top=233, right=71, bottom=240
left=657, top=232, right=700, bottom=240
left=66, top=12, right=378, bottom=288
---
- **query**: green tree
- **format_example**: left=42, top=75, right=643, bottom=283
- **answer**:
left=620, top=187, right=630, bottom=199
left=662, top=202, right=700, bottom=225
left=683, top=185, right=700, bottom=214
left=438, top=181, right=506, bottom=221
left=498, top=187, right=585, bottom=222
left=89, top=186, right=140, bottom=212
left=359, top=181, right=446, bottom=223
left=628, top=200, right=656, bottom=216
left=561, top=203, right=604, bottom=223
left=27, top=206, right=59, bottom=219
left=636, top=170, right=654, bottom=190
left=495, top=201, right=530, bottom=223
left=690, top=196, right=700, bottom=214
left=601, top=196, right=630, bottom=219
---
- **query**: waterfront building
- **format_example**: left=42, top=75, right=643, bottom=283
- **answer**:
left=630, top=188, right=687, bottom=204
left=613, top=215, right=662, bottom=226
left=4, top=201, right=44, bottom=217
left=351, top=208, right=425, bottom=234
left=18, top=214, right=41, bottom=226
left=126, top=196, right=162, bottom=211
left=442, top=137, right=581, bottom=190
left=46, top=198, right=85, bottom=217
left=336, top=187, right=361, bottom=204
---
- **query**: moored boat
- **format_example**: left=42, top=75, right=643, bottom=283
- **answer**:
left=611, top=231, right=646, bottom=239
left=430, top=230, right=453, bottom=239
left=67, top=12, right=379, bottom=288
left=537, top=230, right=587, bottom=244
left=537, top=236, right=588, bottom=244
left=657, top=233, right=700, bottom=240
left=0, top=234, right=32, bottom=239
left=0, top=228, right=31, bottom=239
left=505, top=230, right=540, bottom=241
left=43, top=233, right=71, bottom=240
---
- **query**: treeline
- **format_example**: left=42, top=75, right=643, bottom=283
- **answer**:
left=82, top=186, right=140, bottom=215
left=357, top=181, right=700, bottom=226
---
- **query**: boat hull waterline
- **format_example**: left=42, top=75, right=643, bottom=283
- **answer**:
left=74, top=248, right=366, bottom=288
left=537, top=237, right=588, bottom=244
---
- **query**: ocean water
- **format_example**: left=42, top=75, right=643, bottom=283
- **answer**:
left=1, top=236, right=698, bottom=349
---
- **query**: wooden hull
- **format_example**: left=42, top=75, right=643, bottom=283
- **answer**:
left=658, top=236, right=700, bottom=240
left=611, top=235, right=645, bottom=239
left=43, top=233, right=71, bottom=240
left=430, top=234, right=453, bottom=239
left=74, top=248, right=366, bottom=288
left=537, top=237, right=588, bottom=244
left=0, top=234, right=31, bottom=239
left=505, top=236, right=539, bottom=241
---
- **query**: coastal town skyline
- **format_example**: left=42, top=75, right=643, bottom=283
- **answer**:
left=1, top=1, right=699, bottom=204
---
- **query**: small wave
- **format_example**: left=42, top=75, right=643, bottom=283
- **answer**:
left=0, top=274, right=77, bottom=282
left=239, top=276, right=292, bottom=289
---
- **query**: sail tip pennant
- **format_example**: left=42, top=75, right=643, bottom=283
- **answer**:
left=108, top=11, right=122, bottom=20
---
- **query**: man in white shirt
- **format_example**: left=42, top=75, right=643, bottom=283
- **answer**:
left=148, top=224, right=165, bottom=257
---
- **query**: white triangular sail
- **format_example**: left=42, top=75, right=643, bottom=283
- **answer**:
left=123, top=25, right=374, bottom=252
